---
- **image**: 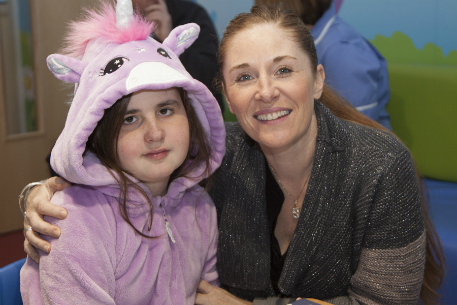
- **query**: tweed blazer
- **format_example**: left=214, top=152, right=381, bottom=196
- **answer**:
left=209, top=101, right=426, bottom=304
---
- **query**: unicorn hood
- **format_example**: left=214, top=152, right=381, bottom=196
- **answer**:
left=49, top=2, right=225, bottom=198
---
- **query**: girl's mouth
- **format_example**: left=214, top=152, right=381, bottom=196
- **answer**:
left=144, top=150, right=169, bottom=160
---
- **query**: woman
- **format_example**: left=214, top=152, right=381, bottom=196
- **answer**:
left=253, top=0, right=391, bottom=130
left=21, top=5, right=443, bottom=305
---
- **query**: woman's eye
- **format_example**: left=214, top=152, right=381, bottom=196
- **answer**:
left=158, top=108, right=173, bottom=116
left=235, top=74, right=252, bottom=82
left=276, top=67, right=292, bottom=75
left=123, top=116, right=138, bottom=124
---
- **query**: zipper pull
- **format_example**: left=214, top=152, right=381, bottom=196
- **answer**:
left=165, top=221, right=176, bottom=243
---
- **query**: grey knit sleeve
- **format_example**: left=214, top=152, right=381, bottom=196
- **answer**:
left=348, top=232, right=425, bottom=305
left=344, top=148, right=426, bottom=304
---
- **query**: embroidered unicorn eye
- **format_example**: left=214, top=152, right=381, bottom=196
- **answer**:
left=157, top=48, right=171, bottom=59
left=100, top=57, right=129, bottom=76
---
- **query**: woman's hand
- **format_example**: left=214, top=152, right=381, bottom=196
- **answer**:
left=23, top=177, right=71, bottom=263
left=195, top=280, right=252, bottom=305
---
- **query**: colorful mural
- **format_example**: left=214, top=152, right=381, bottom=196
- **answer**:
left=339, top=0, right=457, bottom=58
left=339, top=0, right=457, bottom=182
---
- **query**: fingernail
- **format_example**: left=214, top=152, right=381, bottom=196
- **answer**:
left=56, top=177, right=64, bottom=185
left=45, top=245, right=50, bottom=253
left=59, top=210, right=67, bottom=218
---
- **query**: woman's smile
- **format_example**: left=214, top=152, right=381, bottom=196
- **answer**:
left=254, top=109, right=292, bottom=122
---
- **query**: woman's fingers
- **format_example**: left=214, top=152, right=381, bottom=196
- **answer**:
left=27, top=210, right=61, bottom=238
left=24, top=239, right=40, bottom=263
left=24, top=227, right=50, bottom=254
left=31, top=194, right=67, bottom=220
left=197, top=280, right=213, bottom=294
left=46, top=177, right=71, bottom=194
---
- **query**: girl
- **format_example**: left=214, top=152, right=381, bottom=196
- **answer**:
left=20, top=1, right=225, bottom=304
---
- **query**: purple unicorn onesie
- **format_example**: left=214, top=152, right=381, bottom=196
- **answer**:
left=20, top=1, right=225, bottom=304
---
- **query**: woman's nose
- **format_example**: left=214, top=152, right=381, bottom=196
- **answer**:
left=144, top=120, right=164, bottom=142
left=255, top=75, right=279, bottom=103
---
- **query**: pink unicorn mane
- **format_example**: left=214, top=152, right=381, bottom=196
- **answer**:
left=62, top=1, right=155, bottom=58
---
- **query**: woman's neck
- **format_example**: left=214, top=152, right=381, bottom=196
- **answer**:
left=261, top=115, right=317, bottom=183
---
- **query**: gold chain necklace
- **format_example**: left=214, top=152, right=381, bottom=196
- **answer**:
left=268, top=162, right=312, bottom=219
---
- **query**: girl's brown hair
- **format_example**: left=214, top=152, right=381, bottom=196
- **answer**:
left=217, top=5, right=444, bottom=304
left=86, top=88, right=212, bottom=238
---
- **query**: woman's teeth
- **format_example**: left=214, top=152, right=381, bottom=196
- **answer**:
left=256, top=110, right=291, bottom=121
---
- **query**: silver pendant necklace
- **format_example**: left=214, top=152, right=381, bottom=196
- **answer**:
left=268, top=162, right=312, bottom=219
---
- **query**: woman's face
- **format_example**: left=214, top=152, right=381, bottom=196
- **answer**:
left=222, top=23, right=324, bottom=152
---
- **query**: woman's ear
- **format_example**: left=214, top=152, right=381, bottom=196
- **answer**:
left=313, top=64, right=325, bottom=100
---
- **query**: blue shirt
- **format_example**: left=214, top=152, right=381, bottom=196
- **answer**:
left=311, top=3, right=391, bottom=129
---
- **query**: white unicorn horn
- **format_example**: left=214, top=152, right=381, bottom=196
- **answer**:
left=116, top=0, right=134, bottom=28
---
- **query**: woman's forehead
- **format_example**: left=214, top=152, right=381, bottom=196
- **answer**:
left=228, top=23, right=298, bottom=51
left=224, top=23, right=304, bottom=65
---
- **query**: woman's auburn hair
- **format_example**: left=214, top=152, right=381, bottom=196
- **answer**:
left=217, top=4, right=445, bottom=304
left=86, top=88, right=213, bottom=238
left=253, top=0, right=332, bottom=25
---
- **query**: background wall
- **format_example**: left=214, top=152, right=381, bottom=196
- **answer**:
left=339, top=0, right=457, bottom=182
left=0, top=0, right=98, bottom=235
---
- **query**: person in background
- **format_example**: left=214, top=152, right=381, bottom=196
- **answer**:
left=255, top=0, right=391, bottom=129
left=132, top=0, right=223, bottom=110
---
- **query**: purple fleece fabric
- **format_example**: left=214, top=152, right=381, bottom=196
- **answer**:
left=20, top=7, right=225, bottom=305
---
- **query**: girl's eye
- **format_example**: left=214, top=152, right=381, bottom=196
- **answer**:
left=158, top=108, right=173, bottom=116
left=235, top=74, right=253, bottom=82
left=276, top=67, right=292, bottom=75
left=123, top=116, right=138, bottom=125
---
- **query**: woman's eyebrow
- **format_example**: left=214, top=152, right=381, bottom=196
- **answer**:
left=228, top=56, right=297, bottom=73
left=229, top=63, right=250, bottom=74
left=273, top=55, right=297, bottom=63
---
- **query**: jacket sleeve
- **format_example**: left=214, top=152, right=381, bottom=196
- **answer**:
left=339, top=149, right=425, bottom=305
left=199, top=192, right=220, bottom=287
left=21, top=188, right=118, bottom=304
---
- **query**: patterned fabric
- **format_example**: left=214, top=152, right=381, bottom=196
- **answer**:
left=209, top=101, right=425, bottom=304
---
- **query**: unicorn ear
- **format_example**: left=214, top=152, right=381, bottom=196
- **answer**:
left=47, top=54, right=88, bottom=83
left=162, top=23, right=200, bottom=56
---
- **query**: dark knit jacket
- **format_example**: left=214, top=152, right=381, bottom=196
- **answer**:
left=209, top=101, right=426, bottom=305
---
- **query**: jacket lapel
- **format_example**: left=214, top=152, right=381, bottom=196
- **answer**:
left=279, top=102, right=351, bottom=295
left=217, top=134, right=271, bottom=290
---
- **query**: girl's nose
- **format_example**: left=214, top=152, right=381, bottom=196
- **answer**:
left=144, top=120, right=164, bottom=142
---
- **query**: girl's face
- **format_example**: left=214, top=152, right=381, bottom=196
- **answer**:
left=117, top=88, right=189, bottom=196
left=222, top=23, right=324, bottom=153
